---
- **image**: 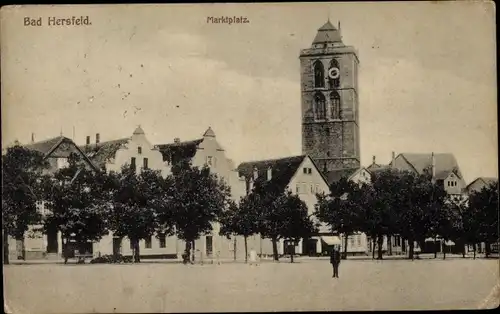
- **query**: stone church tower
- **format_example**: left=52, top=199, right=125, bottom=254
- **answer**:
left=300, top=20, right=360, bottom=177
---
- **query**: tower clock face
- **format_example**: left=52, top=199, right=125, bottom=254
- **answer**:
left=328, top=67, right=340, bottom=79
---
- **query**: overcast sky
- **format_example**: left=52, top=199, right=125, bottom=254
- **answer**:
left=1, top=2, right=497, bottom=183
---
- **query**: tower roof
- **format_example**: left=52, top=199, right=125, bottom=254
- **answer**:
left=312, top=20, right=342, bottom=45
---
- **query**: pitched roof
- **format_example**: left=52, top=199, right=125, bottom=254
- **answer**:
left=24, top=136, right=98, bottom=171
left=312, top=20, right=342, bottom=44
left=203, top=127, right=216, bottom=138
left=396, top=153, right=463, bottom=179
left=366, top=163, right=390, bottom=174
left=79, top=138, right=130, bottom=169
left=237, top=155, right=306, bottom=192
left=467, top=177, right=498, bottom=192
left=155, top=138, right=204, bottom=165
left=326, top=168, right=359, bottom=185
left=24, top=136, right=65, bottom=155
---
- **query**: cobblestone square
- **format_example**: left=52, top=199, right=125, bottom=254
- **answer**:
left=4, top=257, right=499, bottom=312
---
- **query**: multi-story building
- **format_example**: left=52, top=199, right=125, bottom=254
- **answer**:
left=237, top=155, right=332, bottom=256
left=7, top=135, right=97, bottom=260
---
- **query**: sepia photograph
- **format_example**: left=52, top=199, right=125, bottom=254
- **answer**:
left=1, top=2, right=498, bottom=312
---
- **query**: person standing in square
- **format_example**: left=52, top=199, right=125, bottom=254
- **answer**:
left=330, top=246, right=341, bottom=278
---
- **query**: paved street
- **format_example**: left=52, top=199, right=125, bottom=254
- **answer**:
left=4, top=258, right=499, bottom=312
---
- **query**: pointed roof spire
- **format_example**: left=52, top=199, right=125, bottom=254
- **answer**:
left=203, top=126, right=216, bottom=138
left=313, top=20, right=342, bottom=45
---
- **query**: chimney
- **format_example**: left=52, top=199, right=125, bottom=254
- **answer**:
left=174, top=138, right=180, bottom=144
left=31, top=133, right=35, bottom=143
left=253, top=167, right=258, bottom=181
left=372, top=155, right=376, bottom=165
left=267, top=167, right=272, bottom=181
left=431, top=152, right=436, bottom=182
left=96, top=133, right=100, bottom=144
left=391, top=151, right=396, bottom=169
left=86, top=136, right=91, bottom=146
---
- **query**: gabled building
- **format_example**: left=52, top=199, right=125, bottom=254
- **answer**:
left=237, top=155, right=334, bottom=257
left=466, top=177, right=498, bottom=194
left=7, top=135, right=97, bottom=260
left=153, top=126, right=247, bottom=261
left=79, top=127, right=172, bottom=259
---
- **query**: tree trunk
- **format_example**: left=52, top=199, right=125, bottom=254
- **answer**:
left=3, top=230, right=10, bottom=265
left=409, top=240, right=415, bottom=260
left=271, top=237, right=279, bottom=261
left=462, top=242, right=466, bottom=258
left=473, top=243, right=476, bottom=259
left=443, top=242, right=446, bottom=260
left=233, top=237, right=237, bottom=261
left=371, top=236, right=376, bottom=260
left=434, top=236, right=438, bottom=259
left=485, top=241, right=491, bottom=258
left=388, top=236, right=392, bottom=256
left=192, top=241, right=196, bottom=263
left=343, top=233, right=349, bottom=260
left=132, top=239, right=140, bottom=263
left=244, top=236, right=248, bottom=263
left=377, top=235, right=383, bottom=260
left=183, top=241, right=191, bottom=264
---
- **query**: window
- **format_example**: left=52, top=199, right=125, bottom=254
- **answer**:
left=159, top=234, right=166, bottom=248
left=357, top=235, right=361, bottom=247
left=349, top=236, right=355, bottom=248
left=145, top=236, right=152, bottom=249
left=330, top=91, right=341, bottom=119
left=143, top=158, right=148, bottom=169
left=308, top=168, right=312, bottom=174
left=311, top=184, right=314, bottom=193
left=314, top=92, right=326, bottom=120
left=296, top=184, right=300, bottom=193
left=328, top=59, right=340, bottom=88
left=316, top=184, right=319, bottom=193
left=206, top=236, right=213, bottom=255
left=130, top=157, right=136, bottom=171
left=302, top=184, right=307, bottom=194
left=303, top=168, right=308, bottom=174
left=207, top=156, right=213, bottom=166
left=138, top=146, right=142, bottom=154
left=313, top=60, right=325, bottom=88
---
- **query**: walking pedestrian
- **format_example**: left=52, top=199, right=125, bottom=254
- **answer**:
left=330, top=246, right=341, bottom=278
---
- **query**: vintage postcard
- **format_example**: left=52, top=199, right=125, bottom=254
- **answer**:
left=1, top=2, right=498, bottom=313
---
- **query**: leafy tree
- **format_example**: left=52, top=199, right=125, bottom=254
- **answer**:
left=360, top=169, right=401, bottom=260
left=219, top=198, right=259, bottom=263
left=107, top=166, right=169, bottom=263
left=2, top=145, right=49, bottom=264
left=316, top=177, right=364, bottom=259
left=168, top=161, right=233, bottom=263
left=41, top=153, right=111, bottom=263
left=253, top=181, right=318, bottom=262
left=469, top=182, right=499, bottom=258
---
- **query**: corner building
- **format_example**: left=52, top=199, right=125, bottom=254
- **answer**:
left=300, top=21, right=360, bottom=177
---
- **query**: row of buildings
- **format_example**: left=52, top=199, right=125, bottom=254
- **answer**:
left=7, top=125, right=496, bottom=261
left=6, top=20, right=497, bottom=261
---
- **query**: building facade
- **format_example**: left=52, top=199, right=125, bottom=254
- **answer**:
left=7, top=135, right=97, bottom=261
left=300, top=20, right=361, bottom=177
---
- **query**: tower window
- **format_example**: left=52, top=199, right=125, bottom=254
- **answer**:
left=143, top=158, right=148, bottom=169
left=314, top=92, right=326, bottom=120
left=330, top=91, right=341, bottom=119
left=329, top=59, right=340, bottom=88
left=313, top=60, right=325, bottom=88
